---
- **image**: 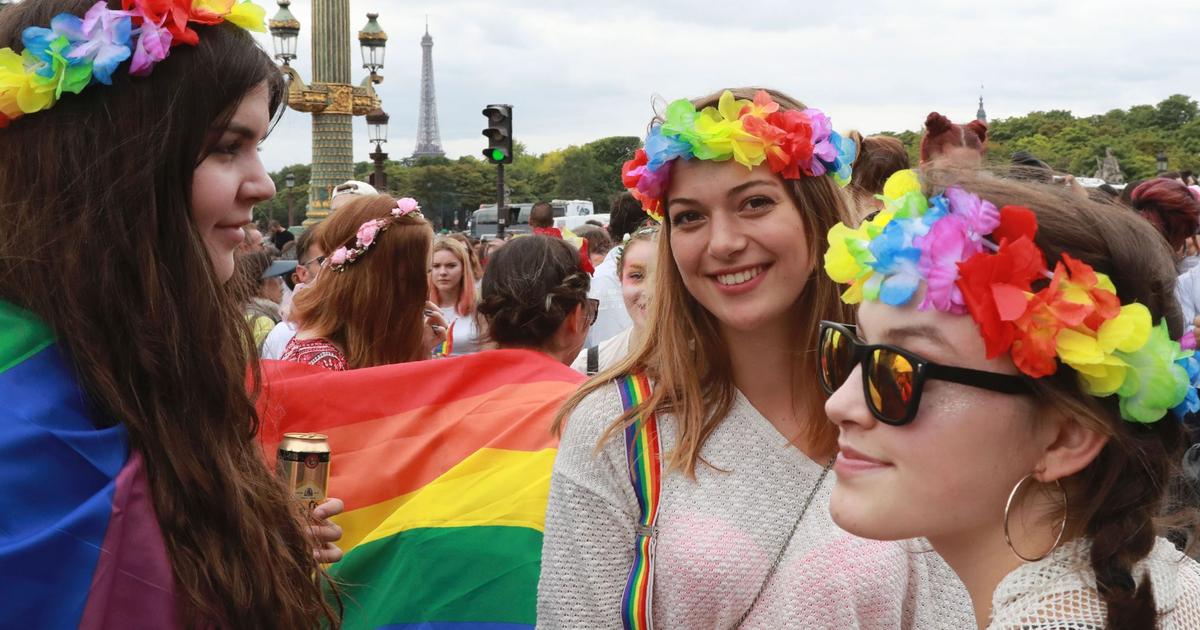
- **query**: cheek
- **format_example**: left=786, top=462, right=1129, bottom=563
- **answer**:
left=833, top=386, right=1040, bottom=540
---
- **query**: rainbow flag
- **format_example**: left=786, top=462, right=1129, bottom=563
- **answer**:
left=433, top=319, right=455, bottom=357
left=258, top=349, right=585, bottom=630
left=0, top=300, right=179, bottom=628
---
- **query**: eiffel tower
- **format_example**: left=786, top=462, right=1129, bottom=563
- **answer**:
left=412, top=20, right=445, bottom=159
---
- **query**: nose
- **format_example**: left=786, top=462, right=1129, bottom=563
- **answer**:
left=706, top=210, right=748, bottom=260
left=824, top=363, right=877, bottom=431
left=241, top=153, right=276, bottom=205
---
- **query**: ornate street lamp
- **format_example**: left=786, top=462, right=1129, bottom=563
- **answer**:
left=267, top=0, right=299, bottom=66
left=284, top=172, right=296, bottom=227
left=269, top=1, right=386, bottom=226
left=1157, top=150, right=1169, bottom=175
left=367, top=108, right=389, bottom=191
left=359, top=13, right=387, bottom=84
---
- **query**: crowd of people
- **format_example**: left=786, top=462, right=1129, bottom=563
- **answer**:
left=2, top=1, right=1200, bottom=629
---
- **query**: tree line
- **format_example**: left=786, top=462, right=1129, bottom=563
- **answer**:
left=258, top=95, right=1200, bottom=229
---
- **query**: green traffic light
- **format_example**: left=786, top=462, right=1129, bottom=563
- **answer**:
left=490, top=148, right=505, bottom=162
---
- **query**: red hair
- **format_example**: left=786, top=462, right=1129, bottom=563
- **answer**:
left=291, top=194, right=434, bottom=368
left=1131, top=177, right=1200, bottom=253
left=919, top=111, right=988, bottom=164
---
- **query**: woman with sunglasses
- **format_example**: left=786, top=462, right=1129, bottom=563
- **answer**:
left=820, top=170, right=1200, bottom=628
left=539, top=89, right=973, bottom=627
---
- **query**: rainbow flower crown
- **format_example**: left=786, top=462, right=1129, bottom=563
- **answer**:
left=620, top=90, right=857, bottom=222
left=824, top=169, right=1200, bottom=425
left=326, top=198, right=423, bottom=272
left=0, top=0, right=265, bottom=127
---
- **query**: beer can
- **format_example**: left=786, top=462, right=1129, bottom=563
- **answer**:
left=277, top=432, right=330, bottom=512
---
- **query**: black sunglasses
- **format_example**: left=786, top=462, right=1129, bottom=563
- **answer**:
left=817, top=321, right=1032, bottom=425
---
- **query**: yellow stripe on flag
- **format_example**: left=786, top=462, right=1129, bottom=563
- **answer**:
left=334, top=447, right=556, bottom=551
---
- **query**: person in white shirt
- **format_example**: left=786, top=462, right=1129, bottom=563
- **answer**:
left=572, top=225, right=656, bottom=375
left=585, top=192, right=649, bottom=345
left=429, top=236, right=486, bottom=356
left=263, top=227, right=323, bottom=360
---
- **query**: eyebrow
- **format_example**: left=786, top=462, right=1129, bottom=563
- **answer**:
left=223, top=123, right=266, bottom=142
left=882, top=324, right=954, bottom=351
left=666, top=178, right=778, bottom=208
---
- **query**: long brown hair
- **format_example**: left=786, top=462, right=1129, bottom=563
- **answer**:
left=555, top=87, right=855, bottom=475
left=290, top=194, right=433, bottom=368
left=0, top=1, right=338, bottom=627
left=928, top=169, right=1195, bottom=628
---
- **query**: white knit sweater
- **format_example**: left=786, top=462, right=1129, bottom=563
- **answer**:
left=537, top=383, right=976, bottom=629
left=989, top=537, right=1200, bottom=629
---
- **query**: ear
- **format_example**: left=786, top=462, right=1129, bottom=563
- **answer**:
left=563, top=302, right=587, bottom=338
left=1033, top=411, right=1109, bottom=483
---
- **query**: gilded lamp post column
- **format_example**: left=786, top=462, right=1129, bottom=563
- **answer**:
left=269, top=1, right=386, bottom=227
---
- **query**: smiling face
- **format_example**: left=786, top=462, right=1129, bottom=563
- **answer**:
left=191, top=82, right=276, bottom=283
left=620, top=238, right=655, bottom=328
left=666, top=160, right=812, bottom=333
left=431, top=249, right=464, bottom=296
left=824, top=298, right=1046, bottom=543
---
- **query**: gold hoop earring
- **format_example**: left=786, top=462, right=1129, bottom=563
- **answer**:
left=1003, top=472, right=1068, bottom=562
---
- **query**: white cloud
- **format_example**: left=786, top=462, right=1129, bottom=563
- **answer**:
left=254, top=0, right=1200, bottom=172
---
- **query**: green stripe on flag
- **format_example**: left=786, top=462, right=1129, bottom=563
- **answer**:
left=0, top=300, right=54, bottom=375
left=328, top=526, right=543, bottom=630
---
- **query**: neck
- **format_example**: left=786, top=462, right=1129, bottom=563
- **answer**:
left=722, top=306, right=829, bottom=460
left=438, top=287, right=460, bottom=310
left=501, top=343, right=572, bottom=366
left=930, top=513, right=1056, bottom=629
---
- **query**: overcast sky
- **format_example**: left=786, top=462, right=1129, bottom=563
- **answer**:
left=253, top=0, right=1200, bottom=172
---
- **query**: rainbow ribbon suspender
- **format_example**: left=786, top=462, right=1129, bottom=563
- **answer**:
left=616, top=371, right=663, bottom=630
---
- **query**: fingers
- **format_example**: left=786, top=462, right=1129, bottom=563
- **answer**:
left=309, top=521, right=343, bottom=544
left=311, top=497, right=344, bottom=520
left=313, top=542, right=344, bottom=564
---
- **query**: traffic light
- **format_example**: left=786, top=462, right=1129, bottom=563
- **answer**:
left=481, top=104, right=513, bottom=164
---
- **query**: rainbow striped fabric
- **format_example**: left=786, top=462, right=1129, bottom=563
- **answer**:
left=257, top=349, right=585, bottom=630
left=0, top=300, right=179, bottom=628
left=433, top=319, right=455, bottom=357
left=616, top=371, right=663, bottom=630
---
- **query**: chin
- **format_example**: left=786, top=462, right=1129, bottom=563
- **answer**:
left=828, top=487, right=909, bottom=542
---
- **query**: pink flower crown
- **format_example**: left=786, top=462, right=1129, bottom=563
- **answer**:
left=621, top=90, right=857, bottom=222
left=0, top=0, right=266, bottom=127
left=824, top=170, right=1200, bottom=425
left=326, top=198, right=423, bottom=272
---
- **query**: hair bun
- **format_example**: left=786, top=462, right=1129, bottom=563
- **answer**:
left=924, top=112, right=952, bottom=134
left=966, top=120, right=988, bottom=143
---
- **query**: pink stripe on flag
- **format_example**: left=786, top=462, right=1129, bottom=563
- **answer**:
left=79, top=451, right=180, bottom=629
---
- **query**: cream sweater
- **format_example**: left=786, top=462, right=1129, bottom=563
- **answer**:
left=989, top=537, right=1200, bottom=629
left=537, top=383, right=975, bottom=629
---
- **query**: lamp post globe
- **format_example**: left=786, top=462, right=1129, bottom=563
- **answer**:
left=358, top=13, right=387, bottom=83
left=268, top=0, right=300, bottom=66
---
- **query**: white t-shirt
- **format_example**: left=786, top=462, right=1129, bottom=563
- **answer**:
left=440, top=306, right=483, bottom=356
left=586, top=247, right=632, bottom=346
left=570, top=327, right=635, bottom=375
left=261, top=320, right=298, bottom=360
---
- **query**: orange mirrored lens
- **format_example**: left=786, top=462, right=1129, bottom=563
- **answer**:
left=820, top=327, right=854, bottom=391
left=868, top=348, right=915, bottom=420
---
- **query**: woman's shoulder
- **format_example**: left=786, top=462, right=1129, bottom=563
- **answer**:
left=559, top=379, right=628, bottom=451
left=280, top=336, right=348, bottom=371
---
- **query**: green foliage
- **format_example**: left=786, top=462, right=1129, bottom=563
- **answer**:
left=883, top=95, right=1200, bottom=181
left=269, top=136, right=642, bottom=230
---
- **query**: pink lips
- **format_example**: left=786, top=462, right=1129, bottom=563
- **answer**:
left=834, top=443, right=892, bottom=476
